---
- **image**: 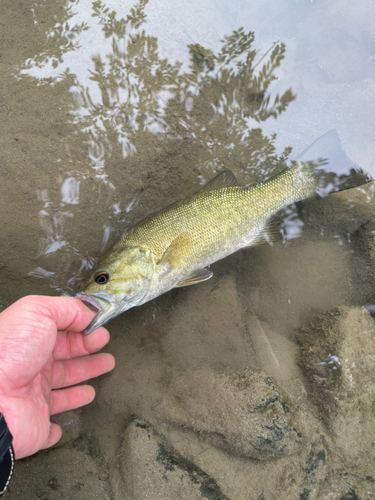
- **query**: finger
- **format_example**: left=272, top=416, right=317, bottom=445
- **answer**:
left=51, top=353, right=115, bottom=389
left=10, top=295, right=101, bottom=333
left=51, top=385, right=96, bottom=415
left=40, top=423, right=62, bottom=451
left=53, top=326, right=110, bottom=361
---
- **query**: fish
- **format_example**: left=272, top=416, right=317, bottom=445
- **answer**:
left=77, top=130, right=371, bottom=334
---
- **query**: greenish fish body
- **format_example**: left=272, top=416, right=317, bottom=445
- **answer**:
left=119, top=165, right=313, bottom=286
left=77, top=130, right=371, bottom=334
left=78, top=164, right=316, bottom=334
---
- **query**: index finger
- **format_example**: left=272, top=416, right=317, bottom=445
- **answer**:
left=14, top=295, right=98, bottom=333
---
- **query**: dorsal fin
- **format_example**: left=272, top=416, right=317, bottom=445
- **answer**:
left=201, top=170, right=241, bottom=191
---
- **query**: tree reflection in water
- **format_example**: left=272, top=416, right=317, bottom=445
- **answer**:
left=23, top=0, right=297, bottom=293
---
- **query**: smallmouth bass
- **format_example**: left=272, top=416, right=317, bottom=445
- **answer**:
left=77, top=131, right=371, bottom=334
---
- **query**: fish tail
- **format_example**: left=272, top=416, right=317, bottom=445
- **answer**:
left=293, top=130, right=372, bottom=197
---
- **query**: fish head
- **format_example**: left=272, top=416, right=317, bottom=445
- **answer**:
left=77, top=246, right=154, bottom=334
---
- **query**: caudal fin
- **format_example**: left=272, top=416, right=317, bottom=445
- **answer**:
left=294, top=130, right=372, bottom=197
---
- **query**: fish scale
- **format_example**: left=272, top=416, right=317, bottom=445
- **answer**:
left=118, top=166, right=314, bottom=271
left=77, top=139, right=371, bottom=335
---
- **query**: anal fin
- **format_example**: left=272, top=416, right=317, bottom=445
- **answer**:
left=244, top=217, right=283, bottom=248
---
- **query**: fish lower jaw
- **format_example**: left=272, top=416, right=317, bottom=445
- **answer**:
left=76, top=292, right=104, bottom=312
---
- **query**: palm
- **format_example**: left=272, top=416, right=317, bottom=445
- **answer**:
left=0, top=296, right=115, bottom=459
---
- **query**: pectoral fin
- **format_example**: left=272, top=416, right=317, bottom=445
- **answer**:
left=158, top=233, right=192, bottom=267
left=175, top=268, right=213, bottom=287
left=157, top=235, right=213, bottom=286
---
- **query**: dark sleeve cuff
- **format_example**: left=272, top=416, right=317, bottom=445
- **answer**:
left=0, top=413, right=14, bottom=496
left=0, top=445, right=14, bottom=496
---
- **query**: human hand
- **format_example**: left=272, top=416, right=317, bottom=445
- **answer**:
left=0, top=295, right=115, bottom=459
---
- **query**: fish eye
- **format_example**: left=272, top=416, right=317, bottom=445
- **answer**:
left=94, top=272, right=110, bottom=285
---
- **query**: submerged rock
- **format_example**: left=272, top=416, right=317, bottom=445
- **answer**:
left=151, top=424, right=326, bottom=500
left=300, top=306, right=375, bottom=423
left=317, top=472, right=375, bottom=500
left=299, top=306, right=375, bottom=469
left=120, top=419, right=230, bottom=500
left=298, top=434, right=326, bottom=500
left=348, top=218, right=375, bottom=308
left=155, top=368, right=303, bottom=459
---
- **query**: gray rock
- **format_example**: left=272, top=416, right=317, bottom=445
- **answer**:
left=154, top=368, right=303, bottom=459
left=120, top=419, right=231, bottom=500
left=317, top=472, right=375, bottom=499
left=300, top=306, right=375, bottom=425
left=157, top=424, right=326, bottom=500
left=299, top=305, right=375, bottom=480
left=297, top=434, right=326, bottom=500
left=348, top=219, right=375, bottom=307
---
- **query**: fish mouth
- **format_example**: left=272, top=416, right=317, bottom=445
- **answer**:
left=76, top=292, right=119, bottom=335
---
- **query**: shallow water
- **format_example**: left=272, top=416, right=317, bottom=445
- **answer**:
left=1, top=0, right=375, bottom=498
